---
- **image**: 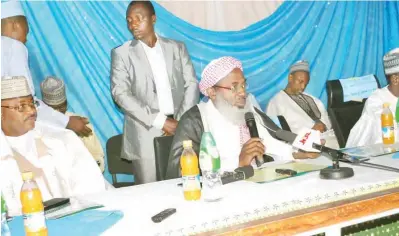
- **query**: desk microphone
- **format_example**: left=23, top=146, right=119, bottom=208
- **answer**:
left=245, top=112, right=274, bottom=167
left=221, top=166, right=254, bottom=185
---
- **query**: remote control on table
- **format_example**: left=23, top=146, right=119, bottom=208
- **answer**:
left=151, top=208, right=177, bottom=223
left=275, top=168, right=297, bottom=176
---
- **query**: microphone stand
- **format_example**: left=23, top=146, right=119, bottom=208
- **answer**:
left=315, top=144, right=355, bottom=179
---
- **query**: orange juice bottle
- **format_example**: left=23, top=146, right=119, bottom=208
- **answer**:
left=20, top=172, right=48, bottom=236
left=180, top=140, right=201, bottom=201
left=381, top=103, right=395, bottom=145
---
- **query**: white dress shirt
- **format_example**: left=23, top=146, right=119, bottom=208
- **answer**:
left=140, top=38, right=174, bottom=130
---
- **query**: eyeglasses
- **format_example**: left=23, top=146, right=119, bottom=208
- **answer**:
left=1, top=100, right=39, bottom=112
left=214, top=82, right=248, bottom=93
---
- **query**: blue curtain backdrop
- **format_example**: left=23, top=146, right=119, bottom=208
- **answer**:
left=20, top=1, right=399, bottom=181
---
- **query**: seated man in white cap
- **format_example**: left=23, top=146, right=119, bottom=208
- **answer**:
left=346, top=48, right=399, bottom=147
left=266, top=60, right=339, bottom=149
left=40, top=76, right=105, bottom=172
left=1, top=76, right=107, bottom=216
left=165, top=57, right=320, bottom=179
left=1, top=0, right=91, bottom=159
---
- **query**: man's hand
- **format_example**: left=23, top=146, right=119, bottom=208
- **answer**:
left=239, top=138, right=265, bottom=166
left=312, top=122, right=326, bottom=132
left=66, top=116, right=92, bottom=137
left=162, top=118, right=178, bottom=135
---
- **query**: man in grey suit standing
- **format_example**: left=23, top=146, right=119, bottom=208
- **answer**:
left=111, top=1, right=199, bottom=184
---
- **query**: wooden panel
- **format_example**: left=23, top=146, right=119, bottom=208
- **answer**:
left=198, top=187, right=399, bottom=236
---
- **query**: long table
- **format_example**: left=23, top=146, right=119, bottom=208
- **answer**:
left=82, top=155, right=399, bottom=235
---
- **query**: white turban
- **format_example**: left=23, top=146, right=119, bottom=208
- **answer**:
left=199, top=56, right=243, bottom=96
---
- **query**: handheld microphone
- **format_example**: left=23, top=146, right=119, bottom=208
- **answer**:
left=245, top=112, right=259, bottom=138
left=274, top=128, right=354, bottom=179
left=275, top=129, right=340, bottom=156
left=221, top=166, right=254, bottom=185
left=245, top=112, right=274, bottom=166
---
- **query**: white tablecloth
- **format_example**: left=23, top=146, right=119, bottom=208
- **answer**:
left=81, top=155, right=399, bottom=236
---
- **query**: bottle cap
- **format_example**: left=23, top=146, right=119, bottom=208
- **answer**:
left=383, top=103, right=390, bottom=108
left=22, top=172, right=33, bottom=181
left=182, top=140, right=192, bottom=148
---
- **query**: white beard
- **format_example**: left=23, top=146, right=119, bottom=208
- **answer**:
left=212, top=93, right=251, bottom=126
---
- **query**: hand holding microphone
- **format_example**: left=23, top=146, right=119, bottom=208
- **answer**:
left=239, top=138, right=265, bottom=166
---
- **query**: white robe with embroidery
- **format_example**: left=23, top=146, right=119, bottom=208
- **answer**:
left=266, top=90, right=339, bottom=149
left=1, top=122, right=107, bottom=216
left=346, top=86, right=398, bottom=148
left=197, top=100, right=294, bottom=171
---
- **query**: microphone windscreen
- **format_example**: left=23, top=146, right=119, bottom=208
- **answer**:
left=275, top=130, right=297, bottom=144
left=245, top=112, right=255, bottom=122
left=234, top=165, right=254, bottom=178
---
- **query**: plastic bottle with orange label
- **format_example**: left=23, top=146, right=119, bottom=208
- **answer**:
left=381, top=103, right=395, bottom=145
left=180, top=140, right=201, bottom=201
left=20, top=172, right=48, bottom=236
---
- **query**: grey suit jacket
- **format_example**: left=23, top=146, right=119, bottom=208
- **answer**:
left=110, top=36, right=199, bottom=184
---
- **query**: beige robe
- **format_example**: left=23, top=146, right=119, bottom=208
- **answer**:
left=65, top=112, right=104, bottom=172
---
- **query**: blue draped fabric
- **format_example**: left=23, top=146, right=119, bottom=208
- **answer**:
left=19, top=1, right=399, bottom=181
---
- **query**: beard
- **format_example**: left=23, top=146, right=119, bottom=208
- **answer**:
left=212, top=93, right=251, bottom=126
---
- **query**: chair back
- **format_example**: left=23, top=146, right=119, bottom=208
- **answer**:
left=153, top=135, right=174, bottom=181
left=326, top=75, right=380, bottom=147
left=106, top=134, right=134, bottom=187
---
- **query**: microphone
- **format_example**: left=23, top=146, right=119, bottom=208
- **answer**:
left=274, top=129, right=355, bottom=179
left=221, top=166, right=254, bottom=185
left=275, top=129, right=340, bottom=156
left=245, top=112, right=274, bottom=166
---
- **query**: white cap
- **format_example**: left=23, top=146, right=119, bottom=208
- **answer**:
left=1, top=76, right=31, bottom=100
left=1, top=0, right=25, bottom=20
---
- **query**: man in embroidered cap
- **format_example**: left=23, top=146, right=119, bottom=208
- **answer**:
left=266, top=60, right=339, bottom=149
left=1, top=0, right=92, bottom=151
left=40, top=76, right=105, bottom=172
left=110, top=1, right=199, bottom=184
left=1, top=76, right=107, bottom=216
left=347, top=48, right=399, bottom=147
left=165, top=57, right=320, bottom=179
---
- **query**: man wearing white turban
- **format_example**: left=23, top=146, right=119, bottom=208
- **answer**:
left=346, top=48, right=399, bottom=147
left=1, top=76, right=107, bottom=216
left=1, top=0, right=92, bottom=158
left=165, top=57, right=320, bottom=179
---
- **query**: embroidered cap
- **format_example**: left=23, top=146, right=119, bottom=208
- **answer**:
left=1, top=76, right=31, bottom=99
left=289, top=60, right=309, bottom=74
left=40, top=76, right=67, bottom=105
left=383, top=48, right=399, bottom=75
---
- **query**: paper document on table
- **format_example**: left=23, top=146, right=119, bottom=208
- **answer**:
left=340, top=142, right=399, bottom=160
left=45, top=197, right=104, bottom=220
left=247, top=162, right=327, bottom=183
